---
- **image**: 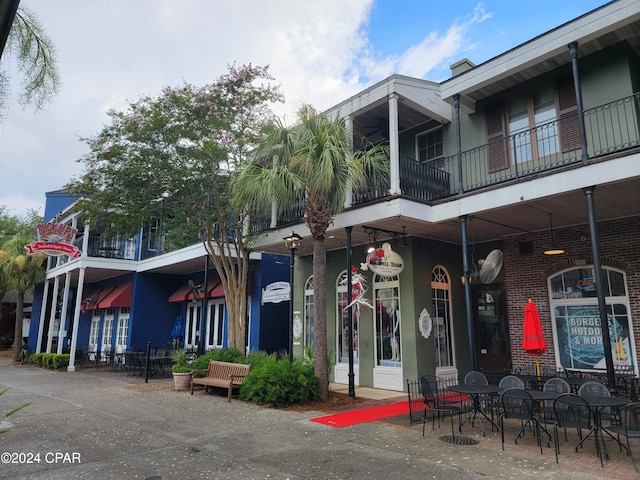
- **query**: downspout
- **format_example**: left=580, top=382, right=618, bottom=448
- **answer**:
left=568, top=42, right=589, bottom=162
left=583, top=186, right=616, bottom=392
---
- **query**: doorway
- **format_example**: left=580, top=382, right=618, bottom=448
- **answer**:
left=472, top=287, right=511, bottom=372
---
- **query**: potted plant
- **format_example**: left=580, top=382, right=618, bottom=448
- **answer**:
left=171, top=349, right=192, bottom=391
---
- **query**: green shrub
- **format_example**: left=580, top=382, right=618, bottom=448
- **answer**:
left=30, top=353, right=44, bottom=366
left=239, top=356, right=320, bottom=408
left=29, top=353, right=69, bottom=370
left=0, top=335, right=13, bottom=349
left=52, top=354, right=70, bottom=370
left=41, top=353, right=52, bottom=368
left=171, top=349, right=191, bottom=373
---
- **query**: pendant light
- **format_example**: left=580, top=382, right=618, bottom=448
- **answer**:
left=543, top=213, right=565, bottom=255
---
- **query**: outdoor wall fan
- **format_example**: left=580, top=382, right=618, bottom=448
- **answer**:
left=478, top=249, right=504, bottom=284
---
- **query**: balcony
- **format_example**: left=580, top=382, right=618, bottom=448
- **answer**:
left=272, top=91, right=640, bottom=225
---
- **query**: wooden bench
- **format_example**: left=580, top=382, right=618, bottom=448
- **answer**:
left=190, top=360, right=251, bottom=401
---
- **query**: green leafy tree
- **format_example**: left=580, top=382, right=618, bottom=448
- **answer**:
left=0, top=235, right=46, bottom=361
left=1, top=4, right=59, bottom=118
left=0, top=206, right=41, bottom=244
left=65, top=64, right=283, bottom=352
left=232, top=105, right=388, bottom=399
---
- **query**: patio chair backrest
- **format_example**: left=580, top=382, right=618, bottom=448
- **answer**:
left=499, top=375, right=524, bottom=391
left=578, top=381, right=610, bottom=397
left=553, top=393, right=593, bottom=430
left=542, top=377, right=570, bottom=409
left=420, top=375, right=440, bottom=408
left=501, top=388, right=535, bottom=421
left=464, top=371, right=488, bottom=386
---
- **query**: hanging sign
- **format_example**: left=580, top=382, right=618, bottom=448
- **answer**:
left=25, top=222, right=82, bottom=258
left=261, top=281, right=290, bottom=305
left=365, top=242, right=404, bottom=276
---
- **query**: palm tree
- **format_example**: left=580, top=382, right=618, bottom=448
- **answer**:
left=233, top=105, right=388, bottom=399
left=0, top=236, right=46, bottom=361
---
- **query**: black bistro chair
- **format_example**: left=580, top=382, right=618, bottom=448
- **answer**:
left=500, top=388, right=548, bottom=454
left=608, top=401, right=640, bottom=473
left=420, top=375, right=462, bottom=438
left=552, top=393, right=596, bottom=464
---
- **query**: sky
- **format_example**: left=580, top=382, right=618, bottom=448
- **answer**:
left=0, top=0, right=610, bottom=218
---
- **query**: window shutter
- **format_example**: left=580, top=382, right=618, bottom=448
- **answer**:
left=557, top=77, right=581, bottom=153
left=485, top=103, right=508, bottom=173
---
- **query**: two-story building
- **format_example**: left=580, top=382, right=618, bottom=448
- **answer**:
left=29, top=1, right=640, bottom=391
left=253, top=0, right=640, bottom=391
left=28, top=190, right=291, bottom=369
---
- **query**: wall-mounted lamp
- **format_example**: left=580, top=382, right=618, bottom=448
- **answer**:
left=543, top=213, right=565, bottom=255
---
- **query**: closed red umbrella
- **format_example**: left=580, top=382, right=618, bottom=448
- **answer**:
left=522, top=299, right=546, bottom=377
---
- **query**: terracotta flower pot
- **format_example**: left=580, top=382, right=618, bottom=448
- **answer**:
left=172, top=371, right=192, bottom=391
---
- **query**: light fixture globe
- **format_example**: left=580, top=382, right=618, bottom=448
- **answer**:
left=543, top=213, right=564, bottom=255
left=283, top=232, right=302, bottom=250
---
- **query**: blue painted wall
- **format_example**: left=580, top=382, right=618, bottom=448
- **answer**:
left=43, top=190, right=77, bottom=221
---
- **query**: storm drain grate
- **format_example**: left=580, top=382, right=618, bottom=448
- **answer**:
left=439, top=435, right=478, bottom=445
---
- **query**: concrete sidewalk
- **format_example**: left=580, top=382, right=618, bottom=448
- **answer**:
left=0, top=361, right=634, bottom=479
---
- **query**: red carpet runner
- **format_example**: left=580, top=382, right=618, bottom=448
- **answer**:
left=310, top=401, right=409, bottom=428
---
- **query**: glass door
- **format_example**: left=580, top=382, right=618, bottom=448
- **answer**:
left=472, top=287, right=511, bottom=372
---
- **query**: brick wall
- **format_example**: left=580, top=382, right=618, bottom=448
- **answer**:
left=503, top=215, right=640, bottom=372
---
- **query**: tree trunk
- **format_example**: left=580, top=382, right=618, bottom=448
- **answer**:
left=312, top=237, right=328, bottom=400
left=13, top=290, right=23, bottom=361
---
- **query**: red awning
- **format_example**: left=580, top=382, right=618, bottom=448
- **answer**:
left=189, top=279, right=222, bottom=300
left=98, top=283, right=133, bottom=309
left=168, top=273, right=252, bottom=303
left=168, top=282, right=193, bottom=303
left=81, top=288, right=114, bottom=311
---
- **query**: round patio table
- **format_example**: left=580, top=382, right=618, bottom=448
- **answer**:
left=579, top=395, right=631, bottom=465
left=448, top=384, right=500, bottom=436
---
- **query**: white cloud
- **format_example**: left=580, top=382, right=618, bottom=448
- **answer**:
left=1, top=0, right=486, bottom=218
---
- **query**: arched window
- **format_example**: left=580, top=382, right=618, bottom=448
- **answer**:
left=432, top=266, right=454, bottom=368
left=304, top=276, right=314, bottom=347
left=374, top=274, right=401, bottom=366
left=549, top=265, right=636, bottom=375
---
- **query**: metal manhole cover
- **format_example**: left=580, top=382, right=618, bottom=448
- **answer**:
left=439, top=435, right=478, bottom=445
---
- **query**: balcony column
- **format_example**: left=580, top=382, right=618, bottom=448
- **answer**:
left=459, top=214, right=476, bottom=371
left=568, top=42, right=589, bottom=162
left=344, top=115, right=353, bottom=209
left=67, top=267, right=86, bottom=371
left=583, top=186, right=616, bottom=392
left=56, top=273, right=72, bottom=354
left=388, top=94, right=400, bottom=195
left=46, top=275, right=60, bottom=353
left=454, top=94, right=463, bottom=194
left=35, top=280, right=50, bottom=353
left=81, top=222, right=90, bottom=257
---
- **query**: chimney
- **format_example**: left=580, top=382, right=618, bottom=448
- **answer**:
left=450, top=58, right=475, bottom=77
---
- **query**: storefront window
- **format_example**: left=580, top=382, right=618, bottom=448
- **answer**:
left=337, top=271, right=358, bottom=364
left=374, top=275, right=401, bottom=367
left=550, top=266, right=636, bottom=375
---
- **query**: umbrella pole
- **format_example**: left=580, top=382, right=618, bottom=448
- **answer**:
left=535, top=356, right=541, bottom=388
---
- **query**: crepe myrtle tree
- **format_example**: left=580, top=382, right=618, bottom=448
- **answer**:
left=65, top=64, right=283, bottom=352
left=232, top=105, right=389, bottom=399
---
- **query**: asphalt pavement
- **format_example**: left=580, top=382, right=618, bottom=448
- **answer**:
left=0, top=358, right=633, bottom=480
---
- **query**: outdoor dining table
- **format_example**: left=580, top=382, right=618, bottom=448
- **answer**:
left=448, top=384, right=500, bottom=436
left=578, top=395, right=631, bottom=465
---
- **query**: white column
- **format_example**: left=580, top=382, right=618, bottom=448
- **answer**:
left=81, top=222, right=90, bottom=257
left=56, top=273, right=71, bottom=354
left=388, top=94, right=400, bottom=195
left=67, top=267, right=86, bottom=372
left=35, top=280, right=50, bottom=353
left=344, top=115, right=353, bottom=209
left=46, top=276, right=60, bottom=353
